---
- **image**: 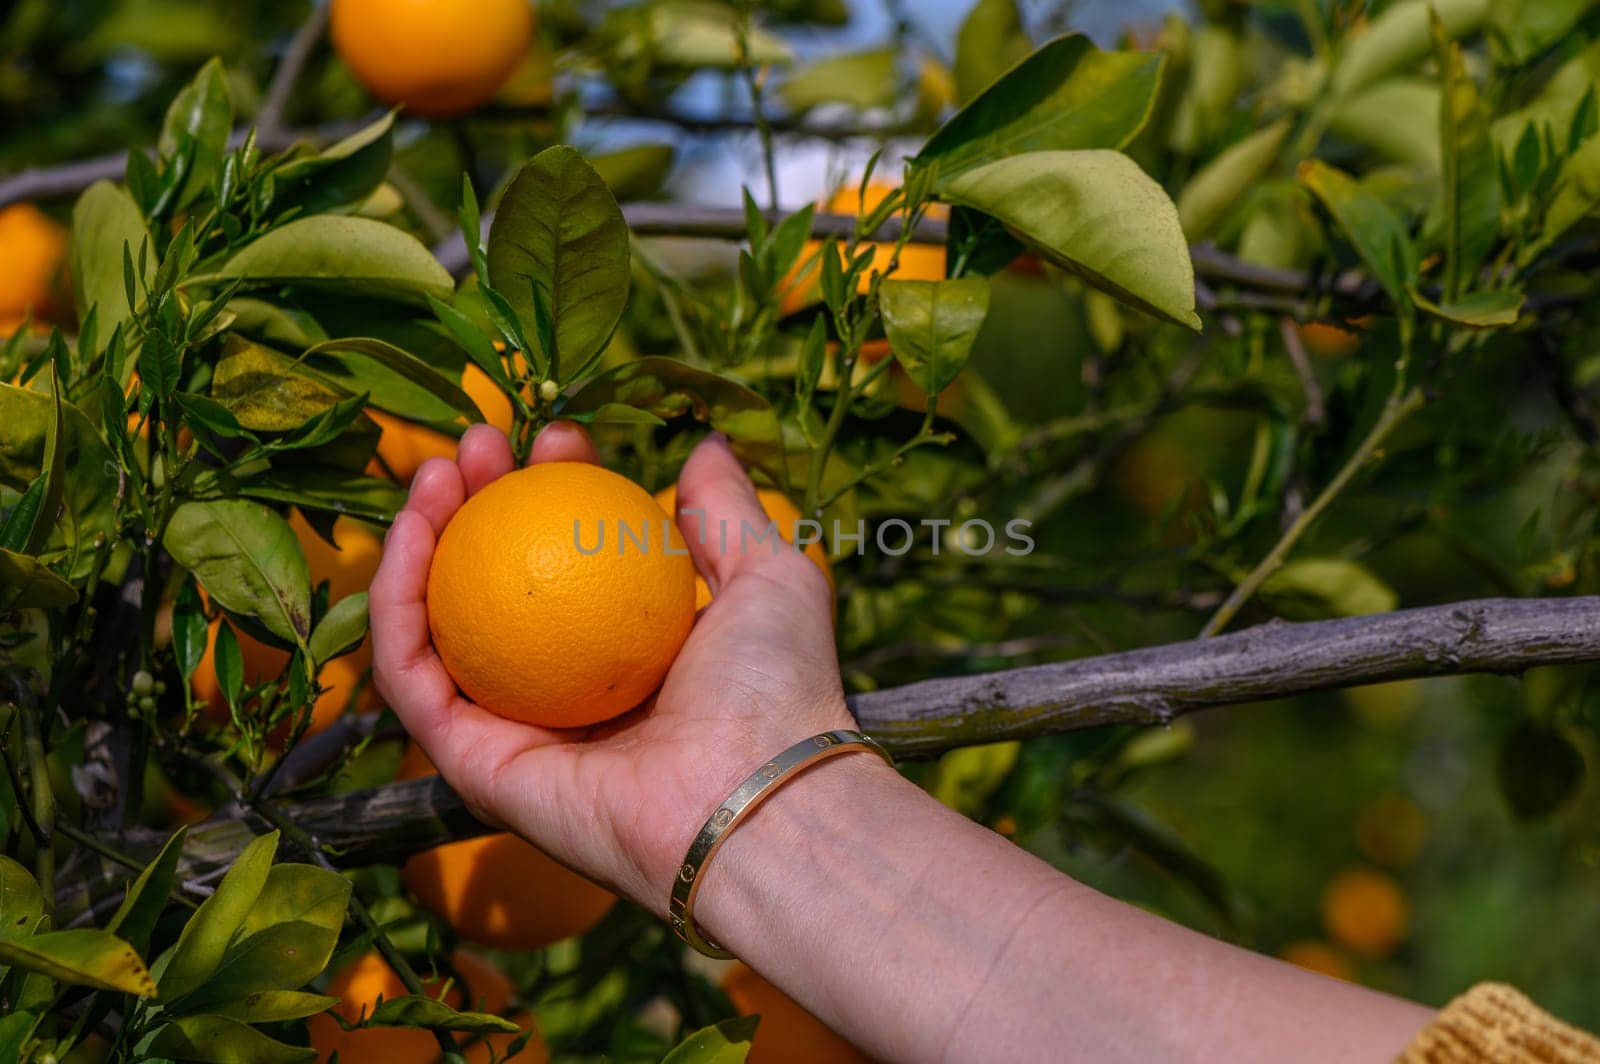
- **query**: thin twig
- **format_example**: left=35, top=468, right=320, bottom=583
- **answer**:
left=257, top=5, right=330, bottom=140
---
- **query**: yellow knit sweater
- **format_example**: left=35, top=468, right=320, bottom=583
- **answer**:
left=1398, top=984, right=1600, bottom=1063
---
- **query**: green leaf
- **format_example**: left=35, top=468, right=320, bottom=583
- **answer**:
left=205, top=990, right=340, bottom=1023
left=309, top=593, right=369, bottom=665
left=210, top=336, right=347, bottom=433
left=270, top=112, right=397, bottom=217
left=145, top=1015, right=316, bottom=1064
left=0, top=857, right=43, bottom=938
left=1298, top=160, right=1419, bottom=306
left=159, top=57, right=232, bottom=210
left=1523, top=132, right=1600, bottom=262
left=200, top=217, right=454, bottom=306
left=172, top=863, right=351, bottom=1012
left=0, top=367, right=65, bottom=558
left=157, top=830, right=279, bottom=1002
left=565, top=402, right=669, bottom=427
left=1259, top=558, right=1398, bottom=619
left=173, top=577, right=209, bottom=682
left=953, top=0, right=1031, bottom=104
left=1328, top=79, right=1441, bottom=169
left=880, top=277, right=990, bottom=395
left=176, top=391, right=251, bottom=442
left=641, top=2, right=792, bottom=68
left=364, top=995, right=521, bottom=1034
left=1331, top=0, right=1489, bottom=97
left=1177, top=118, right=1294, bottom=241
left=487, top=146, right=631, bottom=380
left=661, top=1017, right=760, bottom=1064
left=139, top=329, right=183, bottom=399
left=236, top=469, right=406, bottom=525
left=927, top=741, right=1020, bottom=816
left=0, top=1012, right=32, bottom=1063
left=302, top=337, right=481, bottom=423
left=939, top=150, right=1200, bottom=330
left=69, top=181, right=155, bottom=339
left=0, top=548, right=78, bottom=608
left=429, top=295, right=509, bottom=392
left=0, top=929, right=156, bottom=996
left=1410, top=288, right=1523, bottom=328
left=562, top=357, right=786, bottom=478
left=779, top=48, right=898, bottom=112
left=214, top=621, right=243, bottom=710
left=1488, top=0, right=1595, bottom=65
left=590, top=144, right=678, bottom=201
left=107, top=827, right=188, bottom=954
left=916, top=36, right=1164, bottom=186
left=164, top=501, right=312, bottom=648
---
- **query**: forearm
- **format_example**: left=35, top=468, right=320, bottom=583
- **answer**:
left=694, top=755, right=1432, bottom=1063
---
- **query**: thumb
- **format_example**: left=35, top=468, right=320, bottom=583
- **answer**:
left=673, top=434, right=783, bottom=594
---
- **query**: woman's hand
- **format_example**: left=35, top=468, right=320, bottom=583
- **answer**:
left=369, top=421, right=857, bottom=911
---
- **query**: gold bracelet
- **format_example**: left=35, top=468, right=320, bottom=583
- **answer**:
left=668, top=729, right=893, bottom=958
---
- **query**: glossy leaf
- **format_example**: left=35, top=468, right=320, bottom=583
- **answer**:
left=205, top=990, right=340, bottom=1023
left=159, top=57, right=232, bottom=210
left=1298, top=160, right=1419, bottom=306
left=1524, top=132, right=1600, bottom=261
left=1489, top=0, right=1594, bottom=64
left=157, top=830, right=279, bottom=1002
left=107, top=827, right=188, bottom=954
left=270, top=112, right=396, bottom=217
left=201, top=217, right=454, bottom=306
left=210, top=336, right=347, bottom=433
left=590, top=144, right=677, bottom=201
left=173, top=863, right=351, bottom=1012
left=916, top=36, right=1164, bottom=186
left=661, top=1017, right=760, bottom=1064
left=780, top=48, right=898, bottom=112
left=364, top=995, right=521, bottom=1033
left=172, top=577, right=209, bottom=681
left=940, top=150, right=1200, bottom=330
left=0, top=929, right=156, bottom=996
left=309, top=593, right=369, bottom=664
left=0, top=549, right=78, bottom=608
left=954, top=0, right=1031, bottom=103
left=487, top=146, right=631, bottom=379
left=1177, top=118, right=1293, bottom=240
left=145, top=1015, right=316, bottom=1064
left=69, top=181, right=154, bottom=340
left=880, top=277, right=990, bottom=396
left=236, top=469, right=406, bottom=525
left=164, top=501, right=312, bottom=647
left=302, top=337, right=480, bottom=423
left=0, top=857, right=43, bottom=938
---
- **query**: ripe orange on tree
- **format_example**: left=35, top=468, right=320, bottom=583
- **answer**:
left=308, top=948, right=547, bottom=1063
left=722, top=962, right=870, bottom=1064
left=191, top=510, right=383, bottom=736
left=426, top=462, right=695, bottom=728
left=330, top=0, right=534, bottom=118
left=397, top=745, right=617, bottom=949
left=1321, top=867, right=1409, bottom=960
left=0, top=203, right=68, bottom=334
left=653, top=484, right=832, bottom=610
left=370, top=363, right=517, bottom=483
left=1297, top=317, right=1371, bottom=359
left=779, top=182, right=948, bottom=363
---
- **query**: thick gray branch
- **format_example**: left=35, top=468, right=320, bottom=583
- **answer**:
left=57, top=596, right=1600, bottom=918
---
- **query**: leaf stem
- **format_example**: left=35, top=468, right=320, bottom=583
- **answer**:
left=1201, top=385, right=1425, bottom=636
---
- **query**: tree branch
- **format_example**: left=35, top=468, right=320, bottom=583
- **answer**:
left=57, top=596, right=1600, bottom=917
left=257, top=5, right=330, bottom=141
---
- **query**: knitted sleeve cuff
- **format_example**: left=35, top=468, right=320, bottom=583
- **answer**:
left=1397, top=982, right=1600, bottom=1063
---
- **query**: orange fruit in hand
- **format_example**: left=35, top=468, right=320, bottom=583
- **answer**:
left=371, top=364, right=516, bottom=483
left=192, top=511, right=383, bottom=737
left=330, top=0, right=534, bottom=118
left=426, top=462, right=695, bottom=728
left=1321, top=867, right=1408, bottom=960
left=723, top=963, right=870, bottom=1064
left=0, top=204, right=68, bottom=334
left=308, top=949, right=547, bottom=1064
left=779, top=183, right=947, bottom=318
left=653, top=484, right=831, bottom=610
left=398, top=745, right=617, bottom=949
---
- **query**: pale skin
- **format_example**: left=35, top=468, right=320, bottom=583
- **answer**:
left=370, top=422, right=1436, bottom=1063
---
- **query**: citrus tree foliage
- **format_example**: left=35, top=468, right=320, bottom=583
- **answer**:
left=2, top=0, right=1600, bottom=1059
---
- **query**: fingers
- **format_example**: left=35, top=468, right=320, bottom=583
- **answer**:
left=408, top=458, right=466, bottom=535
left=530, top=421, right=600, bottom=464
left=675, top=433, right=783, bottom=593
left=369, top=510, right=461, bottom=726
left=457, top=424, right=515, bottom=495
